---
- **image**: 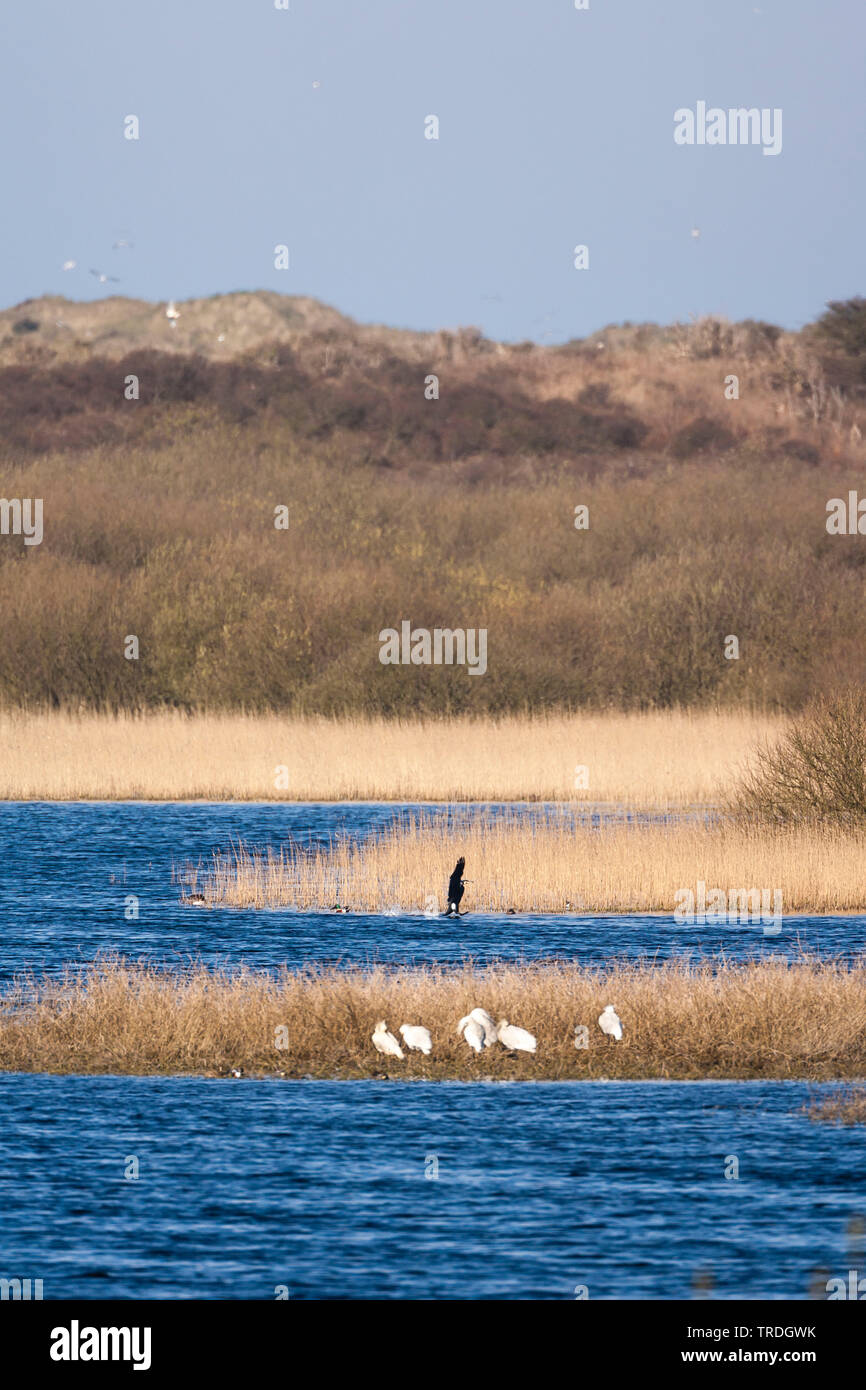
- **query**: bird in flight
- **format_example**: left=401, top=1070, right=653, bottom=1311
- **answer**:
left=89, top=269, right=119, bottom=284
left=444, top=856, right=467, bottom=916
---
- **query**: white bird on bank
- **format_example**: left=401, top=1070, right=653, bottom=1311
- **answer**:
left=372, top=1021, right=404, bottom=1060
left=496, top=1019, right=537, bottom=1053
left=598, top=1004, right=623, bottom=1041
left=457, top=1007, right=496, bottom=1048
left=399, top=1024, right=432, bottom=1055
left=460, top=1019, right=485, bottom=1053
left=470, top=1007, right=497, bottom=1045
left=166, top=300, right=180, bottom=324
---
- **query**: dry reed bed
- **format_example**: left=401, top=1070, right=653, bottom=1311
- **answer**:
left=0, top=709, right=776, bottom=803
left=2, top=957, right=865, bottom=1080
left=187, top=815, right=866, bottom=914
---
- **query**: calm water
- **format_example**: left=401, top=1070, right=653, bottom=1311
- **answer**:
left=2, top=802, right=864, bottom=1302
left=1, top=801, right=863, bottom=982
left=0, top=1076, right=862, bottom=1300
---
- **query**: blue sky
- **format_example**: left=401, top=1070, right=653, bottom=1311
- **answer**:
left=1, top=0, right=863, bottom=342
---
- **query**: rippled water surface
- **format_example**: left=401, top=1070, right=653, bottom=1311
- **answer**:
left=2, top=802, right=863, bottom=1301
left=1, top=1076, right=863, bottom=1300
left=1, top=802, right=863, bottom=981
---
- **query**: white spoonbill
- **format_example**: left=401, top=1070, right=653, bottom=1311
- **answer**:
left=469, top=1007, right=497, bottom=1045
left=598, top=1005, right=623, bottom=1041
left=496, top=1019, right=537, bottom=1053
left=399, top=1024, right=432, bottom=1055
left=372, top=1021, right=404, bottom=1060
left=457, top=1007, right=497, bottom=1047
left=460, top=1019, right=485, bottom=1053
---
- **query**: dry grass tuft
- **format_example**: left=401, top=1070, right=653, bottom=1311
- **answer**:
left=2, top=957, right=865, bottom=1080
left=807, top=1087, right=866, bottom=1125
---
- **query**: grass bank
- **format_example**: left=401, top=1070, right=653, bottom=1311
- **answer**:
left=186, top=813, right=866, bottom=914
left=0, top=709, right=775, bottom=802
left=2, top=958, right=865, bottom=1080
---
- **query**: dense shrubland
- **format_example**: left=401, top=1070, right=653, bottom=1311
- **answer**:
left=1, top=297, right=865, bottom=713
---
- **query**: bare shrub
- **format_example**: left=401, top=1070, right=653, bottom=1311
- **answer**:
left=732, top=689, right=866, bottom=828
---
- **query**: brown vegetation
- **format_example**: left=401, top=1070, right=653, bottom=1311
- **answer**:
left=2, top=956, right=864, bottom=1079
left=0, top=708, right=774, bottom=802
left=732, top=689, right=866, bottom=828
left=184, top=812, right=866, bottom=914
left=808, top=1087, right=866, bottom=1125
left=1, top=294, right=865, bottom=714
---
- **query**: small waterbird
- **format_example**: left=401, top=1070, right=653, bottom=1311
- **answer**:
left=444, top=856, right=468, bottom=916
left=399, top=1024, right=432, bottom=1055
left=372, top=1021, right=404, bottom=1060
left=598, top=1004, right=623, bottom=1041
left=496, top=1019, right=537, bottom=1053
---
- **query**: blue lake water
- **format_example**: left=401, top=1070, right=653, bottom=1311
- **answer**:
left=0, top=1075, right=862, bottom=1300
left=1, top=801, right=863, bottom=982
left=2, top=801, right=864, bottom=1301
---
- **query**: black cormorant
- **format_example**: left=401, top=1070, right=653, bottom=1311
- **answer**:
left=444, top=856, right=467, bottom=916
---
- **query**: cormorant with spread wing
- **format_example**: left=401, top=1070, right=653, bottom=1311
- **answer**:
left=444, top=856, right=467, bottom=916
